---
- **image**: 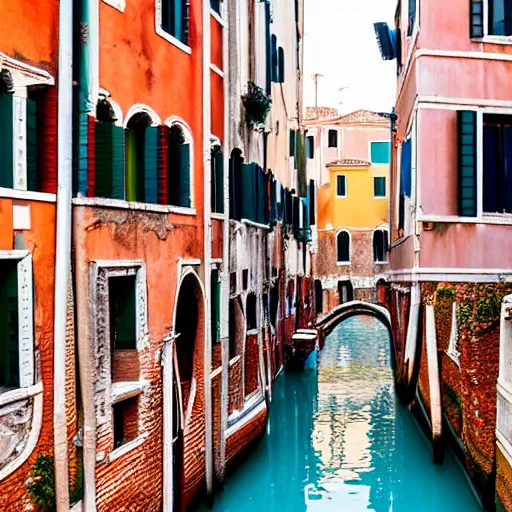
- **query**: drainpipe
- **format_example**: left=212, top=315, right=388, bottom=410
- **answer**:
left=54, top=0, right=73, bottom=509
left=218, top=0, right=231, bottom=487
left=203, top=0, right=214, bottom=501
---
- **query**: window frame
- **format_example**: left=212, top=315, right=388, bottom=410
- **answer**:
left=336, top=175, right=347, bottom=198
left=369, top=140, right=391, bottom=165
left=336, top=229, right=351, bottom=265
left=306, top=135, right=315, bottom=159
left=328, top=129, right=338, bottom=148
left=155, top=0, right=192, bottom=55
left=474, top=0, right=512, bottom=41
left=0, top=251, right=34, bottom=394
left=373, top=229, right=389, bottom=264
left=374, top=176, right=387, bottom=198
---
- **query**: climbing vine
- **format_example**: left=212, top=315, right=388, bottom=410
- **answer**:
left=26, top=454, right=56, bottom=512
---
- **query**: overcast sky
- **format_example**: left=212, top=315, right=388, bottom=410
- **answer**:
left=303, top=0, right=397, bottom=115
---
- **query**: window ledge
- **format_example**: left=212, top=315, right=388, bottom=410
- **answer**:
left=335, top=195, right=347, bottom=199
left=211, top=212, right=226, bottom=220
left=107, top=432, right=149, bottom=463
left=373, top=196, right=387, bottom=199
left=229, top=355, right=242, bottom=367
left=336, top=261, right=351, bottom=266
left=111, top=381, right=146, bottom=404
left=155, top=27, right=192, bottom=55
left=102, top=0, right=125, bottom=12
left=210, top=64, right=224, bottom=78
left=0, top=188, right=56, bottom=203
left=0, top=381, right=43, bottom=407
left=375, top=261, right=389, bottom=265
left=72, top=197, right=196, bottom=216
left=472, top=36, right=512, bottom=46
left=418, top=214, right=512, bottom=226
left=247, top=328, right=258, bottom=335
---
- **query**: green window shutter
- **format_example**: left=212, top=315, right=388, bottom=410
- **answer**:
left=144, top=126, right=159, bottom=204
left=308, top=179, right=316, bottom=225
left=112, top=125, right=125, bottom=199
left=470, top=0, right=484, bottom=38
left=210, top=268, right=220, bottom=345
left=458, top=110, right=477, bottom=217
left=174, top=0, right=183, bottom=42
left=177, top=143, right=191, bottom=207
left=215, top=152, right=224, bottom=214
left=0, top=94, right=14, bottom=188
left=278, top=47, right=285, bottom=83
left=265, top=2, right=272, bottom=94
left=271, top=35, right=278, bottom=82
left=371, top=141, right=390, bottom=164
left=0, top=261, right=19, bottom=388
left=241, top=163, right=253, bottom=220
left=374, top=177, right=386, bottom=197
left=95, top=121, right=114, bottom=198
left=337, top=175, right=346, bottom=196
left=109, top=276, right=136, bottom=350
left=26, top=98, right=38, bottom=192
left=289, top=129, right=296, bottom=157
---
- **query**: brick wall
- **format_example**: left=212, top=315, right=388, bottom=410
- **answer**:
left=244, top=332, right=260, bottom=398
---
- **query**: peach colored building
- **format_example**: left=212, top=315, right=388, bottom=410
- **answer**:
left=375, top=0, right=512, bottom=508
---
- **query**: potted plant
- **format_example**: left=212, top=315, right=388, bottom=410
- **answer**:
left=242, top=81, right=272, bottom=130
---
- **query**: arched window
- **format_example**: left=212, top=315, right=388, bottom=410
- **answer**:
left=246, top=293, right=257, bottom=331
left=229, top=148, right=244, bottom=220
left=328, top=129, right=338, bottom=148
left=337, top=230, right=350, bottom=264
left=125, top=112, right=158, bottom=203
left=211, top=139, right=224, bottom=213
left=94, top=98, right=125, bottom=199
left=167, top=122, right=192, bottom=208
left=373, top=229, right=389, bottom=263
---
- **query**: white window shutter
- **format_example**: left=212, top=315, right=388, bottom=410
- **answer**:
left=13, top=95, right=27, bottom=191
left=17, top=254, right=34, bottom=387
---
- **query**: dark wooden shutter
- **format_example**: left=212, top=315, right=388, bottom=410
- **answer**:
left=109, top=276, right=136, bottom=350
left=470, top=0, right=484, bottom=38
left=212, top=151, right=224, bottom=214
left=458, top=110, right=478, bottom=216
left=0, top=261, right=19, bottom=388
left=256, top=165, right=265, bottom=223
left=265, top=2, right=272, bottom=94
left=210, top=268, right=220, bottom=345
left=308, top=179, right=316, bottom=225
left=0, top=94, right=14, bottom=188
left=278, top=47, right=285, bottom=83
left=289, top=130, right=296, bottom=157
left=178, top=143, right=191, bottom=207
left=144, top=126, right=159, bottom=204
left=94, top=121, right=113, bottom=198
left=26, top=98, right=38, bottom=192
left=158, top=126, right=168, bottom=205
left=241, top=163, right=252, bottom=220
left=271, top=35, right=278, bottom=83
left=112, top=125, right=125, bottom=200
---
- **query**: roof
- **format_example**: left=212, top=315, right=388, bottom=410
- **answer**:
left=304, top=106, right=339, bottom=121
left=304, top=108, right=389, bottom=127
left=327, top=159, right=371, bottom=168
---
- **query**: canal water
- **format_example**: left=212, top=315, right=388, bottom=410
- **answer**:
left=198, top=315, right=481, bottom=512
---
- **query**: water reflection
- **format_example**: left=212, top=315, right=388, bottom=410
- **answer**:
left=196, top=315, right=480, bottom=512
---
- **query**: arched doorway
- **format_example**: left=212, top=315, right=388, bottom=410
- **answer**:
left=173, top=272, right=205, bottom=510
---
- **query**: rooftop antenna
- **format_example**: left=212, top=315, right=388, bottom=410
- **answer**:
left=312, top=73, right=324, bottom=112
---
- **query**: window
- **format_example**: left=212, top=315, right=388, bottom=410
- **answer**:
left=373, top=230, right=389, bottom=263
left=246, top=293, right=257, bottom=331
left=470, top=0, right=512, bottom=37
left=229, top=148, right=244, bottom=220
left=242, top=269, right=249, bottom=290
left=336, top=230, right=350, bottom=264
left=161, top=0, right=189, bottom=45
left=0, top=70, right=39, bottom=192
left=408, top=0, right=417, bottom=36
left=211, top=268, right=220, bottom=344
left=306, top=135, right=315, bottom=159
left=338, top=280, right=354, bottom=304
left=336, top=175, right=347, bottom=197
left=230, top=272, right=237, bottom=295
left=289, top=130, right=296, bottom=157
left=328, top=129, right=338, bottom=148
left=374, top=176, right=386, bottom=197
left=211, top=143, right=224, bottom=213
left=278, top=47, right=285, bottom=83
left=314, top=280, right=323, bottom=315
left=125, top=112, right=158, bottom=203
left=94, top=99, right=125, bottom=199
left=0, top=254, right=34, bottom=393
left=113, top=396, right=139, bottom=449
left=211, top=0, right=221, bottom=14
left=370, top=141, right=390, bottom=164
left=167, top=123, right=192, bottom=208
left=271, top=35, right=279, bottom=82
left=109, top=275, right=137, bottom=350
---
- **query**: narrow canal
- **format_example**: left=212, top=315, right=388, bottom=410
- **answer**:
left=198, top=315, right=481, bottom=511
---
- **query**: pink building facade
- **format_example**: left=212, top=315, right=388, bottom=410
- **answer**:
left=376, top=1, right=512, bottom=509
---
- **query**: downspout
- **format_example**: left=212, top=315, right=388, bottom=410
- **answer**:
left=203, top=0, right=214, bottom=501
left=218, top=0, right=231, bottom=487
left=54, top=0, right=73, bottom=508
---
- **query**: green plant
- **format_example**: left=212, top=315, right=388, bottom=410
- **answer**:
left=437, top=285, right=455, bottom=300
left=242, top=82, right=272, bottom=129
left=457, top=303, right=471, bottom=326
left=27, top=454, right=56, bottom=512
left=476, top=293, right=503, bottom=323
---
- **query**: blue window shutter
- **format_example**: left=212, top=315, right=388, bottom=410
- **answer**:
left=111, top=125, right=125, bottom=200
left=458, top=111, right=477, bottom=216
left=26, top=98, right=38, bottom=192
left=178, top=143, right=191, bottom=207
left=271, top=35, right=278, bottom=82
left=174, top=0, right=183, bottom=42
left=265, top=3, right=272, bottom=94
left=371, top=141, right=390, bottom=164
left=144, top=126, right=159, bottom=204
left=94, top=121, right=113, bottom=198
left=470, top=0, right=484, bottom=38
left=0, top=93, right=14, bottom=188
left=308, top=179, right=316, bottom=225
left=400, top=139, right=412, bottom=197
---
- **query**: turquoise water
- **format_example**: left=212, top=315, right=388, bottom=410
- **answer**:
left=199, top=315, right=481, bottom=512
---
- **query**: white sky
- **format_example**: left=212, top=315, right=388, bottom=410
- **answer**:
left=304, top=0, right=397, bottom=115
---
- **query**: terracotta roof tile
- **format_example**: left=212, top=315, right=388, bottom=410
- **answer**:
left=304, top=108, right=389, bottom=126
left=304, top=106, right=339, bottom=121
left=327, top=158, right=371, bottom=167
